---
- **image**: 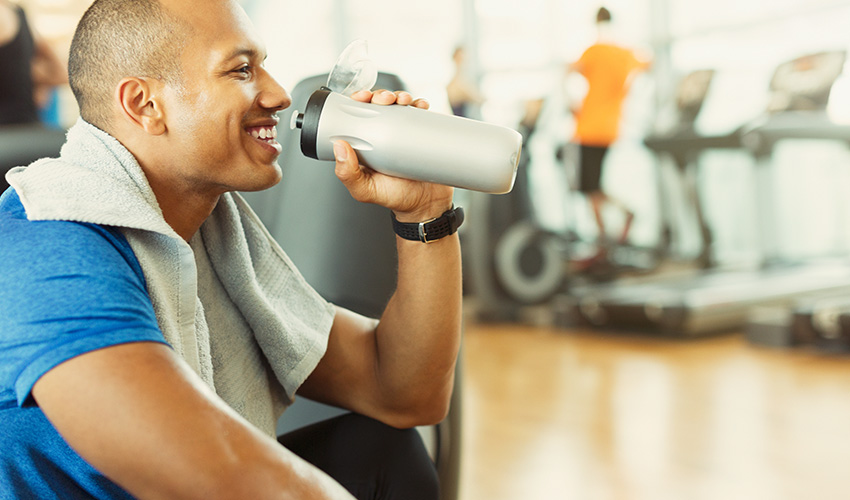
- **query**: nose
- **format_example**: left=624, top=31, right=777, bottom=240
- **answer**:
left=258, top=68, right=291, bottom=112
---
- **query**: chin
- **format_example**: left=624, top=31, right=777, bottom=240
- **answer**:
left=240, top=164, right=282, bottom=192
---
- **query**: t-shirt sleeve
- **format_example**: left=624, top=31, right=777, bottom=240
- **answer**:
left=574, top=47, right=591, bottom=75
left=628, top=51, right=646, bottom=73
left=0, top=213, right=166, bottom=408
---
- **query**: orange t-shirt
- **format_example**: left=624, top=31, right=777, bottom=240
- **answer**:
left=573, top=43, right=646, bottom=146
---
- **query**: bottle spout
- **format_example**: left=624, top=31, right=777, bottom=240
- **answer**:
left=290, top=110, right=305, bottom=130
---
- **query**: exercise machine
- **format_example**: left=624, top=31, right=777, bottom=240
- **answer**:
left=746, top=285, right=850, bottom=353
left=570, top=261, right=850, bottom=336
left=566, top=50, right=850, bottom=336
left=0, top=124, right=66, bottom=193
left=643, top=69, right=742, bottom=268
left=482, top=86, right=665, bottom=307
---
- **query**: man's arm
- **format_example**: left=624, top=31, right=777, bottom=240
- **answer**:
left=33, top=342, right=354, bottom=500
left=297, top=90, right=462, bottom=429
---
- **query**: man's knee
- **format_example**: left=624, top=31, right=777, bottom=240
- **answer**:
left=336, top=414, right=439, bottom=499
left=281, top=413, right=439, bottom=500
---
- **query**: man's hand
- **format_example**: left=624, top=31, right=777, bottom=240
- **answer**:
left=301, top=94, right=463, bottom=430
left=332, top=89, right=454, bottom=222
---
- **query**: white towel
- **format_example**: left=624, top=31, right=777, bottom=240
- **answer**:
left=6, top=118, right=333, bottom=402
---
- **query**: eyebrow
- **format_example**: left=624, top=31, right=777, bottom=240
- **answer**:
left=221, top=47, right=267, bottom=64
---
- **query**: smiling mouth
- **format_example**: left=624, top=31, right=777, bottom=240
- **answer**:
left=246, top=125, right=278, bottom=142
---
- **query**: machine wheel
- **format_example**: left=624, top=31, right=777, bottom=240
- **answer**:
left=494, top=221, right=565, bottom=304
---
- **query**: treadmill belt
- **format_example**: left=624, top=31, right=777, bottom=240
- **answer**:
left=747, top=289, right=850, bottom=352
left=570, top=263, right=850, bottom=336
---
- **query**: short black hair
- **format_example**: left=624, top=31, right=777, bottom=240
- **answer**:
left=68, top=0, right=191, bottom=130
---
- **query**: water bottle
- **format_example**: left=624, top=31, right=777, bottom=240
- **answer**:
left=289, top=41, right=522, bottom=194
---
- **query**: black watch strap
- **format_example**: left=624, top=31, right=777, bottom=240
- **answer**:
left=391, top=206, right=464, bottom=243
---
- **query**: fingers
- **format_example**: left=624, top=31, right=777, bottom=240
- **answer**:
left=371, top=89, right=398, bottom=105
left=350, top=90, right=372, bottom=102
left=350, top=89, right=394, bottom=104
left=381, top=90, right=429, bottom=109
left=331, top=139, right=450, bottom=212
left=412, top=97, right=430, bottom=110
left=350, top=89, right=427, bottom=108
left=394, top=91, right=413, bottom=106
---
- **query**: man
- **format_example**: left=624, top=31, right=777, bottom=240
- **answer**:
left=567, top=6, right=650, bottom=261
left=0, top=0, right=461, bottom=498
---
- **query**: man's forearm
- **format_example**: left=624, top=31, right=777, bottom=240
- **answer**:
left=33, top=343, right=355, bottom=500
left=373, top=230, right=463, bottom=426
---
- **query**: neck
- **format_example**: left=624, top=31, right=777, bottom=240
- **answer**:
left=141, top=162, right=222, bottom=242
left=596, top=23, right=615, bottom=43
left=115, top=126, right=221, bottom=242
left=162, top=193, right=219, bottom=242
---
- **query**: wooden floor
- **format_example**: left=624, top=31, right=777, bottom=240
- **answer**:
left=457, top=321, right=850, bottom=500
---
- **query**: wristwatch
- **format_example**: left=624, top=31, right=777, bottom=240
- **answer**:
left=391, top=206, right=464, bottom=243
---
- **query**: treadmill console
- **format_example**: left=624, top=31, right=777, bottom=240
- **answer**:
left=766, top=50, right=847, bottom=113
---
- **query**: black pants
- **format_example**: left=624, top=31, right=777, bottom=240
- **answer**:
left=278, top=413, right=439, bottom=500
left=577, top=144, right=609, bottom=194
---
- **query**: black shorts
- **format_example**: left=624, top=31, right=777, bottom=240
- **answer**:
left=577, top=144, right=609, bottom=194
left=279, top=413, right=438, bottom=500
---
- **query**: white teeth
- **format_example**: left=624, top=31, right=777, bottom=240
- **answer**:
left=250, top=126, right=277, bottom=141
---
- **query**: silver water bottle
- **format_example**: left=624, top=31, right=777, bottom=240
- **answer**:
left=290, top=89, right=522, bottom=194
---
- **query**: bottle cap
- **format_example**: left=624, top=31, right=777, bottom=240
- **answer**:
left=326, top=39, right=378, bottom=96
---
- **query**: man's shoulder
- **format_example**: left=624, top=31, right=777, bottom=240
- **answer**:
left=587, top=42, right=628, bottom=56
left=583, top=43, right=643, bottom=72
left=1, top=188, right=127, bottom=242
left=0, top=188, right=138, bottom=279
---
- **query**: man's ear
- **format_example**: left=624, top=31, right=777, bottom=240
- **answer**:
left=116, top=77, right=167, bottom=135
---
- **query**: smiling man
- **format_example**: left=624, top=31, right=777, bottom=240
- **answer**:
left=0, top=0, right=462, bottom=499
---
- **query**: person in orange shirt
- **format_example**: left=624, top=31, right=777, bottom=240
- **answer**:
left=568, top=6, right=650, bottom=258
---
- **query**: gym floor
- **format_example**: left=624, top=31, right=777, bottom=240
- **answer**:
left=458, top=318, right=850, bottom=500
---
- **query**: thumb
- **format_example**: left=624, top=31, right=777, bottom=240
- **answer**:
left=333, top=140, right=357, bottom=182
left=333, top=140, right=373, bottom=202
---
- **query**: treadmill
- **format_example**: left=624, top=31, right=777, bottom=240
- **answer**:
left=643, top=69, right=743, bottom=269
left=570, top=262, right=850, bottom=336
left=565, top=50, right=850, bottom=336
left=746, top=287, right=850, bottom=353
left=739, top=50, right=848, bottom=265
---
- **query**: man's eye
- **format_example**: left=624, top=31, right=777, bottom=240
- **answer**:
left=233, top=65, right=252, bottom=76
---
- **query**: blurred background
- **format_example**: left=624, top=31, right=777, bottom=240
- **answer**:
left=14, top=0, right=850, bottom=263
left=5, top=0, right=850, bottom=499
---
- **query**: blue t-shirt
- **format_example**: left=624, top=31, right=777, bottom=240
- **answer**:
left=0, top=188, right=167, bottom=499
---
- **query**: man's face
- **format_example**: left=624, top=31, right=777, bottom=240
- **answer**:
left=159, top=0, right=290, bottom=195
